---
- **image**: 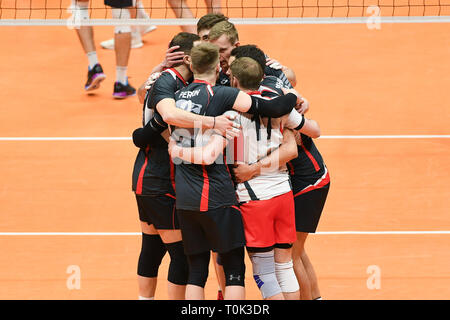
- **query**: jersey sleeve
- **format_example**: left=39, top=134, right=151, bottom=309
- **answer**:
left=260, top=76, right=284, bottom=98
left=147, top=73, right=177, bottom=110
left=214, top=86, right=241, bottom=113
left=263, top=66, right=293, bottom=89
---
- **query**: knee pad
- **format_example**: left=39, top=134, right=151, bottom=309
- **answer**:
left=250, top=250, right=282, bottom=299
left=220, top=247, right=246, bottom=287
left=165, top=241, right=189, bottom=286
left=112, top=8, right=132, bottom=33
left=137, top=233, right=167, bottom=278
left=275, top=260, right=299, bottom=293
left=67, top=1, right=89, bottom=28
left=187, top=251, right=210, bottom=288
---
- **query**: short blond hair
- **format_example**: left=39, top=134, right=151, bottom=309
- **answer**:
left=230, top=57, right=263, bottom=91
left=190, top=42, right=220, bottom=75
left=208, top=21, right=239, bottom=45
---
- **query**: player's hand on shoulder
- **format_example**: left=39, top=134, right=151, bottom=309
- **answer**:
left=144, top=72, right=162, bottom=90
left=266, top=57, right=284, bottom=70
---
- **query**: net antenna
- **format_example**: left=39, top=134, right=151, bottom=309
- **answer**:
left=0, top=0, right=449, bottom=26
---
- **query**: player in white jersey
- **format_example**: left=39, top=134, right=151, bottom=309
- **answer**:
left=229, top=57, right=321, bottom=300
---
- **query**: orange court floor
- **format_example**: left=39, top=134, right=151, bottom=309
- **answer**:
left=0, top=21, right=449, bottom=299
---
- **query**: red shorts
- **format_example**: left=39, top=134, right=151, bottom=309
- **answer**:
left=240, top=191, right=297, bottom=248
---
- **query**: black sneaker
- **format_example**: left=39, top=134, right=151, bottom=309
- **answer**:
left=84, top=63, right=106, bottom=91
left=113, top=80, right=136, bottom=99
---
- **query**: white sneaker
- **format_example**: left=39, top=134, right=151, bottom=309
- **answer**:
left=100, top=35, right=143, bottom=50
left=139, top=25, right=157, bottom=36
left=100, top=25, right=156, bottom=50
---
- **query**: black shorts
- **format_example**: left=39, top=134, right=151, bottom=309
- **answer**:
left=104, top=0, right=134, bottom=8
left=294, top=183, right=330, bottom=233
left=135, top=194, right=179, bottom=230
left=177, top=206, right=246, bottom=256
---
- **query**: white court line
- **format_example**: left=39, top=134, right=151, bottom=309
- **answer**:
left=0, top=135, right=450, bottom=141
left=0, top=231, right=449, bottom=236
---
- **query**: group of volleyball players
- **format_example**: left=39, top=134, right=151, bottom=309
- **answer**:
left=124, top=9, right=330, bottom=300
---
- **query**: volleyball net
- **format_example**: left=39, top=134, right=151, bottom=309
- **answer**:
left=0, top=0, right=449, bottom=26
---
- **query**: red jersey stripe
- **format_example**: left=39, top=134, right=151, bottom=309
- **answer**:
left=287, top=162, right=295, bottom=175
left=169, top=158, right=176, bottom=193
left=301, top=143, right=320, bottom=172
left=168, top=68, right=188, bottom=86
left=294, top=170, right=330, bottom=197
left=136, top=146, right=150, bottom=195
left=199, top=165, right=210, bottom=211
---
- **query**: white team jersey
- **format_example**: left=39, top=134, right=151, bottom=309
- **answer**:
left=225, top=94, right=304, bottom=203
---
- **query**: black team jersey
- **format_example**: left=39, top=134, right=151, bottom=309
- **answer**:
left=172, top=80, right=241, bottom=212
left=132, top=68, right=188, bottom=196
left=263, top=66, right=293, bottom=90
left=217, top=65, right=292, bottom=89
left=259, top=76, right=330, bottom=195
left=217, top=69, right=231, bottom=86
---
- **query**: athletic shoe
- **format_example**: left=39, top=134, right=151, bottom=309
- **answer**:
left=113, top=81, right=136, bottom=99
left=139, top=24, right=157, bottom=36
left=100, top=36, right=144, bottom=50
left=100, top=25, right=156, bottom=50
left=84, top=64, right=106, bottom=91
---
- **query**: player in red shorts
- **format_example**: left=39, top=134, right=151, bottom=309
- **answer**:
left=229, top=46, right=329, bottom=300
left=228, top=57, right=321, bottom=300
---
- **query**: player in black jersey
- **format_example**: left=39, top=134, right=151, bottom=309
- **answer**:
left=167, top=42, right=298, bottom=300
left=131, top=32, right=204, bottom=300
left=227, top=45, right=329, bottom=300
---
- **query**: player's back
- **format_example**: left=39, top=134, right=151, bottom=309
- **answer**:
left=230, top=89, right=291, bottom=203
left=172, top=80, right=240, bottom=212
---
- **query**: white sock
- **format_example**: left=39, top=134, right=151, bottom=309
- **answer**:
left=138, top=296, right=154, bottom=300
left=131, top=27, right=142, bottom=41
left=116, top=66, right=128, bottom=84
left=87, top=51, right=98, bottom=69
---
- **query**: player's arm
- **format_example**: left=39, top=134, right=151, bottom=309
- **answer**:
left=233, top=129, right=298, bottom=183
left=138, top=72, right=161, bottom=104
left=132, top=112, right=168, bottom=149
left=281, top=67, right=297, bottom=88
left=132, top=101, right=238, bottom=147
left=156, top=98, right=238, bottom=135
left=168, top=134, right=229, bottom=166
left=284, top=108, right=321, bottom=138
left=266, top=57, right=297, bottom=87
left=231, top=91, right=298, bottom=118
